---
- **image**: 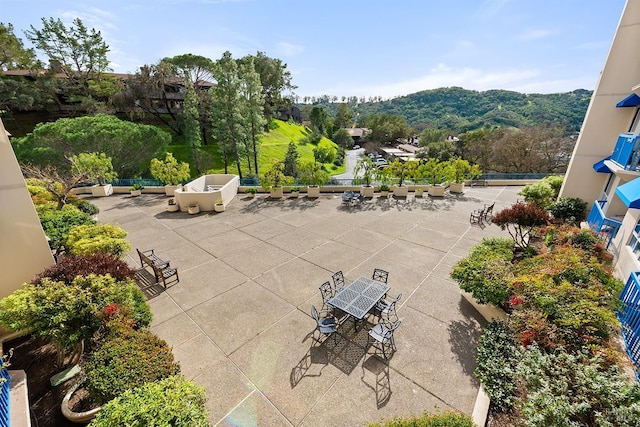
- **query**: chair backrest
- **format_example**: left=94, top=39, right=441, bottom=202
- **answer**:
left=332, top=271, right=345, bottom=288
left=372, top=268, right=389, bottom=284
left=319, top=281, right=333, bottom=301
left=311, top=305, right=319, bottom=322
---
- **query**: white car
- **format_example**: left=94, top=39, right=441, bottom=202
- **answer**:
left=374, top=158, right=388, bottom=165
left=352, top=145, right=361, bottom=150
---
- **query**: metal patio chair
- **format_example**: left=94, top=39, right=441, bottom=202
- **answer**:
left=372, top=268, right=389, bottom=284
left=368, top=318, right=402, bottom=359
left=311, top=305, right=338, bottom=344
left=332, top=271, right=346, bottom=292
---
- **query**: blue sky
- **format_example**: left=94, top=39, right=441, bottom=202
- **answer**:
left=2, top=0, right=627, bottom=99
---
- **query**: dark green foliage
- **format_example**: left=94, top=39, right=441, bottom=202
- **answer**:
left=550, top=197, right=587, bottom=224
left=70, top=198, right=100, bottom=216
left=283, top=141, right=299, bottom=177
left=475, top=321, right=518, bottom=410
left=36, top=205, right=95, bottom=250
left=90, top=375, right=210, bottom=426
left=32, top=253, right=136, bottom=285
left=450, top=238, right=515, bottom=306
left=517, top=345, right=640, bottom=426
left=86, top=326, right=180, bottom=405
left=368, top=410, right=475, bottom=427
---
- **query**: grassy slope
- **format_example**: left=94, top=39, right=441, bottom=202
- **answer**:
left=169, top=120, right=345, bottom=177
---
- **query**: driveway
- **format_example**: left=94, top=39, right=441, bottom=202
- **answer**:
left=333, top=148, right=364, bottom=180
left=89, top=186, right=522, bottom=426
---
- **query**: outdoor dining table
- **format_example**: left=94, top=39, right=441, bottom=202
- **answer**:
left=326, top=276, right=390, bottom=328
left=341, top=191, right=362, bottom=207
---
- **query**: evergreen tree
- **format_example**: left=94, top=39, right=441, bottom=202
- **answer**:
left=239, top=58, right=266, bottom=174
left=283, top=141, right=299, bottom=178
left=183, top=76, right=202, bottom=174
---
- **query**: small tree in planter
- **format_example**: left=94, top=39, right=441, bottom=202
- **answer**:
left=297, top=160, right=329, bottom=198
left=388, top=159, right=417, bottom=197
left=446, top=157, right=481, bottom=193
left=353, top=157, right=377, bottom=197
left=417, top=158, right=448, bottom=196
left=261, top=162, right=293, bottom=199
left=150, top=153, right=191, bottom=196
left=492, top=202, right=550, bottom=250
left=70, top=152, right=117, bottom=197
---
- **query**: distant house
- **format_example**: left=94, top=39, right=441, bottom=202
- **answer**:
left=345, top=127, right=370, bottom=143
left=275, top=106, right=302, bottom=123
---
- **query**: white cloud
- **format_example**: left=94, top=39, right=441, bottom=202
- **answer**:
left=276, top=42, right=304, bottom=57
left=517, top=29, right=554, bottom=41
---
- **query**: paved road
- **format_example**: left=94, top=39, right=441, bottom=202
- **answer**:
left=333, top=147, right=363, bottom=180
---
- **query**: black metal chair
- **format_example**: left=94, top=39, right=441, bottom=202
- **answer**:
left=372, top=268, right=389, bottom=284
left=483, top=202, right=495, bottom=220
left=319, top=281, right=334, bottom=311
left=311, top=305, right=337, bottom=344
left=368, top=319, right=401, bottom=359
left=470, top=209, right=483, bottom=225
left=332, top=271, right=345, bottom=292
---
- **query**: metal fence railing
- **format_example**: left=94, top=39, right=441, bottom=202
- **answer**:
left=618, top=271, right=640, bottom=381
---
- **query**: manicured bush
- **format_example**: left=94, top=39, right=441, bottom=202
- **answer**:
left=86, top=326, right=180, bottom=405
left=32, top=253, right=136, bottom=285
left=475, top=321, right=519, bottom=410
left=150, top=152, right=191, bottom=185
left=492, top=202, right=550, bottom=250
left=0, top=274, right=151, bottom=365
left=37, top=205, right=95, bottom=250
left=550, top=197, right=587, bottom=224
left=519, top=175, right=563, bottom=208
left=71, top=198, right=100, bottom=216
left=516, top=345, right=640, bottom=426
left=451, top=238, right=515, bottom=306
left=64, top=223, right=131, bottom=257
left=89, top=375, right=209, bottom=427
left=368, top=410, right=475, bottom=427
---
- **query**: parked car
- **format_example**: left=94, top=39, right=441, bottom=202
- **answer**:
left=374, top=158, right=388, bottom=165
left=352, top=145, right=361, bottom=150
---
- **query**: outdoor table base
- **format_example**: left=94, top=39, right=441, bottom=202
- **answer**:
left=327, top=276, right=390, bottom=329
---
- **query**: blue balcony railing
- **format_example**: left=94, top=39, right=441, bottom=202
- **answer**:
left=586, top=200, right=621, bottom=248
left=610, top=133, right=640, bottom=171
left=618, top=271, right=640, bottom=381
left=0, top=368, right=8, bottom=427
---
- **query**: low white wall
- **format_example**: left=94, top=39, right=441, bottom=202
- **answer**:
left=175, top=174, right=239, bottom=212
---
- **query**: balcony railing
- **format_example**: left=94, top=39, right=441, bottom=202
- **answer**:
left=618, top=271, right=640, bottom=381
left=586, top=200, right=622, bottom=248
left=610, top=133, right=640, bottom=171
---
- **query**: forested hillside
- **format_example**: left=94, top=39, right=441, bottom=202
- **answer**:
left=308, top=87, right=592, bottom=133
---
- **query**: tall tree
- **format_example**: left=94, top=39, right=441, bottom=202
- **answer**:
left=360, top=114, right=411, bottom=144
left=0, top=22, right=38, bottom=70
left=210, top=51, right=245, bottom=177
left=333, top=103, right=354, bottom=129
left=238, top=58, right=266, bottom=174
left=25, top=17, right=111, bottom=108
left=240, top=52, right=297, bottom=127
left=283, top=141, right=299, bottom=178
left=309, top=106, right=329, bottom=136
left=162, top=53, right=214, bottom=84
left=183, top=76, right=202, bottom=174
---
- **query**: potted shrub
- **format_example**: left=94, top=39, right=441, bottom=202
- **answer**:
left=70, top=152, right=117, bottom=197
left=418, top=158, right=448, bottom=197
left=388, top=159, right=416, bottom=197
left=290, top=186, right=300, bottom=198
left=150, top=153, right=191, bottom=196
left=415, top=187, right=424, bottom=197
left=188, top=202, right=200, bottom=215
left=378, top=183, right=391, bottom=197
left=214, top=198, right=225, bottom=212
left=244, top=187, right=257, bottom=199
left=298, top=160, right=329, bottom=198
left=447, top=158, right=481, bottom=194
left=261, top=162, right=292, bottom=199
left=167, top=198, right=179, bottom=212
left=353, top=157, right=377, bottom=198
left=129, top=183, right=144, bottom=197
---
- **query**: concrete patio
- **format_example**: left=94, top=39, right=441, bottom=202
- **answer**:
left=88, top=186, right=522, bottom=426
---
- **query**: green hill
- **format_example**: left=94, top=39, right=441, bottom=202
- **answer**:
left=306, top=87, right=593, bottom=133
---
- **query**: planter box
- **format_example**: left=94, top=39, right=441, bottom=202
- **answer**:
left=393, top=185, right=409, bottom=197
left=188, top=205, right=200, bottom=214
left=379, top=190, right=389, bottom=197
left=130, top=189, right=142, bottom=197
left=415, top=189, right=424, bottom=197
left=449, top=182, right=465, bottom=194
left=214, top=203, right=225, bottom=212
left=270, top=188, right=284, bottom=199
left=91, top=184, right=113, bottom=197
left=167, top=204, right=179, bottom=212
left=164, top=185, right=178, bottom=196
left=428, top=185, right=445, bottom=197
left=245, top=193, right=256, bottom=199
left=290, top=191, right=300, bottom=198
left=361, top=186, right=375, bottom=198
left=306, top=186, right=320, bottom=198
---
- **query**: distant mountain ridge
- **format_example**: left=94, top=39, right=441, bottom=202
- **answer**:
left=308, top=87, right=593, bottom=133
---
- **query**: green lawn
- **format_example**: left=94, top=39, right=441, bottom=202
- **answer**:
left=169, top=120, right=346, bottom=178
